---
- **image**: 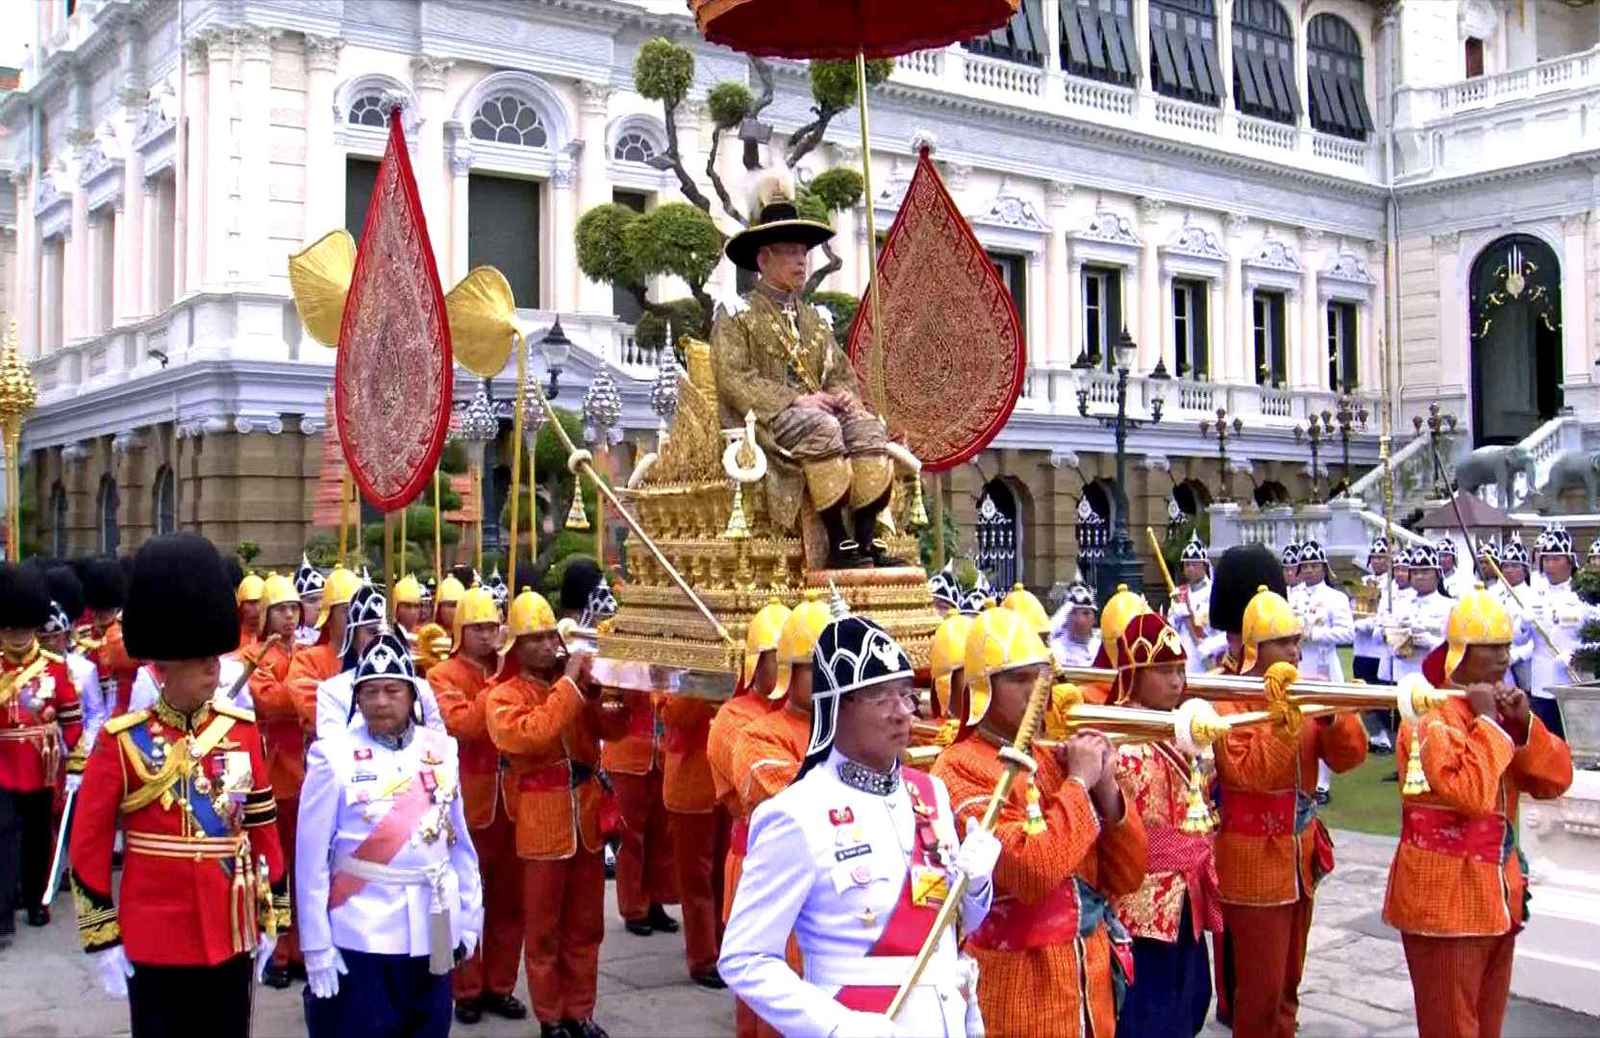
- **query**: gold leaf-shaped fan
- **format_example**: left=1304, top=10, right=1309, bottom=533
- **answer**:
left=444, top=266, right=518, bottom=378
left=287, top=230, right=357, bottom=348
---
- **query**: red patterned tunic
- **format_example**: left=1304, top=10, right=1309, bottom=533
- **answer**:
left=1112, top=741, right=1222, bottom=942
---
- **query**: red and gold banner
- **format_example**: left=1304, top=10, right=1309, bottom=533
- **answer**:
left=846, top=147, right=1024, bottom=472
left=334, top=109, right=453, bottom=510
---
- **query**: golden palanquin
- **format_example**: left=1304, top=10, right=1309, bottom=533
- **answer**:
left=595, top=338, right=940, bottom=689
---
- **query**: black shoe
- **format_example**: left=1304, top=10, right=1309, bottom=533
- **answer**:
left=455, top=999, right=484, bottom=1025
left=563, top=1020, right=610, bottom=1038
left=261, top=963, right=292, bottom=989
left=540, top=1023, right=570, bottom=1038
left=603, top=843, right=616, bottom=880
left=624, top=918, right=653, bottom=937
left=479, top=992, right=528, bottom=1019
left=1381, top=772, right=1401, bottom=783
left=286, top=960, right=307, bottom=981
left=647, top=904, right=680, bottom=934
left=864, top=539, right=908, bottom=567
left=26, top=906, right=49, bottom=927
left=691, top=969, right=727, bottom=990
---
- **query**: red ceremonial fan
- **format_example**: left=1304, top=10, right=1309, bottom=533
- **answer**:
left=333, top=110, right=454, bottom=511
left=845, top=148, right=1025, bottom=472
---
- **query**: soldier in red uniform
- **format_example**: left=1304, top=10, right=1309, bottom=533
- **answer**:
left=0, top=563, right=83, bottom=940
left=68, top=534, right=288, bottom=1038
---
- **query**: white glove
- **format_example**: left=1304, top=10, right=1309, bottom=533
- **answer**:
left=65, top=773, right=82, bottom=794
left=954, top=818, right=1001, bottom=893
left=305, top=947, right=347, bottom=1000
left=830, top=1010, right=901, bottom=1038
left=459, top=930, right=480, bottom=961
left=253, top=932, right=277, bottom=983
left=89, top=945, right=135, bottom=999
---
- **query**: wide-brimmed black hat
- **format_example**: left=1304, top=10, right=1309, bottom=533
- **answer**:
left=724, top=171, right=834, bottom=272
left=123, top=534, right=240, bottom=660
left=0, top=564, right=52, bottom=631
left=79, top=557, right=127, bottom=611
left=1212, top=544, right=1287, bottom=636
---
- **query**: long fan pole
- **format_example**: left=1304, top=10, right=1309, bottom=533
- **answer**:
left=433, top=467, right=443, bottom=576
left=855, top=50, right=887, bottom=418
left=507, top=333, right=528, bottom=596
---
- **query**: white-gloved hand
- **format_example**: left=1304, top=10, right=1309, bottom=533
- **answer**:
left=958, top=955, right=986, bottom=1038
left=830, top=1009, right=901, bottom=1038
left=459, top=930, right=480, bottom=961
left=954, top=818, right=1001, bottom=892
left=65, top=773, right=82, bottom=794
left=89, top=945, right=135, bottom=999
left=305, top=947, right=347, bottom=1000
left=253, top=932, right=277, bottom=983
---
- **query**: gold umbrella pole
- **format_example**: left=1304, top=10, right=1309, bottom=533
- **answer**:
left=471, top=455, right=483, bottom=575
left=931, top=471, right=945, bottom=569
left=383, top=512, right=397, bottom=624
left=433, top=467, right=443, bottom=576
left=528, top=377, right=733, bottom=646
left=507, top=333, right=528, bottom=595
left=886, top=670, right=1053, bottom=1018
left=855, top=50, right=887, bottom=418
left=593, top=445, right=607, bottom=566
left=338, top=471, right=351, bottom=565
left=400, top=496, right=409, bottom=577
left=3, top=420, right=18, bottom=561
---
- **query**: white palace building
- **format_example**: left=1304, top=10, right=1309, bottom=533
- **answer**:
left=1, top=0, right=1597, bottom=583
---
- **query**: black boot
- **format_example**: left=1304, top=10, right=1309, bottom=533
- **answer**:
left=820, top=504, right=868, bottom=569
left=646, top=903, right=680, bottom=933
left=852, top=495, right=907, bottom=567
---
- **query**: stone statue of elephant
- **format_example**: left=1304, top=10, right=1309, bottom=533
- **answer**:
left=1534, top=449, right=1600, bottom=513
left=1455, top=444, right=1536, bottom=507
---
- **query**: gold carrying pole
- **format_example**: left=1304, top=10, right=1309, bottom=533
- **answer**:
left=593, top=445, right=607, bottom=566
left=470, top=457, right=483, bottom=575
left=854, top=50, right=887, bottom=418
left=400, top=498, right=408, bottom=577
left=1056, top=665, right=1461, bottom=713
left=528, top=376, right=734, bottom=646
left=1146, top=526, right=1177, bottom=596
left=886, top=671, right=1053, bottom=1018
left=4, top=422, right=18, bottom=561
left=931, top=471, right=946, bottom=570
left=338, top=470, right=351, bottom=566
left=383, top=512, right=397, bottom=624
left=507, top=332, right=528, bottom=596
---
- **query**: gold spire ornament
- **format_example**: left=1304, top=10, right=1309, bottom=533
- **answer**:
left=723, top=481, right=750, bottom=540
left=565, top=490, right=590, bottom=531
left=0, top=320, right=39, bottom=560
left=1402, top=727, right=1431, bottom=796
left=1180, top=759, right=1215, bottom=835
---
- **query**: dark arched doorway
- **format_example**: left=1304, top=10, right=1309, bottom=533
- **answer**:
left=975, top=479, right=1021, bottom=589
left=1469, top=234, right=1562, bottom=446
left=1075, top=479, right=1115, bottom=592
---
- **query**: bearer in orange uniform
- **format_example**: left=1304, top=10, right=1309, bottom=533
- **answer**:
left=1080, top=584, right=1152, bottom=706
left=932, top=605, right=1147, bottom=1038
left=0, top=564, right=83, bottom=935
left=430, top=586, right=528, bottom=1025
left=245, top=570, right=307, bottom=987
left=77, top=557, right=138, bottom=714
left=1109, top=613, right=1222, bottom=1038
left=486, top=589, right=625, bottom=1038
left=1214, top=587, right=1366, bottom=1038
left=69, top=534, right=288, bottom=1038
left=235, top=572, right=264, bottom=654
left=731, top=593, right=832, bottom=814
left=285, top=566, right=362, bottom=728
left=706, top=598, right=789, bottom=1035
left=1384, top=588, right=1573, bottom=1038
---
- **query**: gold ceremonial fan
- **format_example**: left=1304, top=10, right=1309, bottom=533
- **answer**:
left=288, top=238, right=517, bottom=378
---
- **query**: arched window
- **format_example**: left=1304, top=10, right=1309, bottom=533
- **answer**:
left=50, top=483, right=67, bottom=557
left=1232, top=0, right=1300, bottom=125
left=153, top=466, right=176, bottom=535
left=470, top=94, right=548, bottom=147
left=1308, top=14, right=1373, bottom=140
left=97, top=475, right=120, bottom=555
left=1150, top=0, right=1221, bottom=106
left=613, top=131, right=657, bottom=164
left=347, top=92, right=387, bottom=127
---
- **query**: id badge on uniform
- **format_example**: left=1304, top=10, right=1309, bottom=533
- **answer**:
left=910, top=865, right=949, bottom=907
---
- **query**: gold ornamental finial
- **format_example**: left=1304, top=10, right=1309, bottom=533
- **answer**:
left=0, top=319, right=37, bottom=423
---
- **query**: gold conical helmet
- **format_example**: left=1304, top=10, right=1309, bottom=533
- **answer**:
left=314, top=567, right=362, bottom=629
left=962, top=606, right=1050, bottom=727
left=1240, top=586, right=1302, bottom=672
left=1001, top=583, right=1050, bottom=636
left=236, top=573, right=266, bottom=605
left=451, top=586, right=501, bottom=652
left=929, top=612, right=974, bottom=715
left=774, top=592, right=832, bottom=702
left=506, top=588, right=558, bottom=640
left=393, top=574, right=425, bottom=607
left=1443, top=586, right=1513, bottom=681
left=1098, top=584, right=1151, bottom=667
left=742, top=598, right=792, bottom=688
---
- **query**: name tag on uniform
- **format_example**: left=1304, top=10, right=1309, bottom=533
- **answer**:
left=835, top=843, right=871, bottom=862
left=910, top=865, right=948, bottom=907
left=352, top=772, right=377, bottom=783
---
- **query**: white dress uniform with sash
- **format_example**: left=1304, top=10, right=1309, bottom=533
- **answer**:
left=1049, top=582, right=1102, bottom=670
left=720, top=613, right=996, bottom=1038
left=1527, top=527, right=1593, bottom=735
left=307, top=582, right=448, bottom=741
left=1293, top=543, right=1355, bottom=682
left=1166, top=533, right=1220, bottom=675
left=1389, top=547, right=1452, bottom=687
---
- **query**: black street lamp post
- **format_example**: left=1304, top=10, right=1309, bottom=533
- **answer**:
left=1295, top=413, right=1328, bottom=501
left=1332, top=393, right=1369, bottom=494
left=1413, top=401, right=1457, bottom=498
left=1073, top=328, right=1170, bottom=606
left=1199, top=407, right=1245, bottom=503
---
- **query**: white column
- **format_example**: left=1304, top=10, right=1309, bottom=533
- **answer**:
left=1206, top=277, right=1222, bottom=381
left=119, top=98, right=145, bottom=324
left=66, top=179, right=88, bottom=342
left=237, top=28, right=274, bottom=287
left=1294, top=10, right=1312, bottom=156
left=204, top=29, right=235, bottom=288
left=1133, top=0, right=1154, bottom=120
left=1042, top=0, right=1064, bottom=98
left=15, top=171, right=36, bottom=357
left=1432, top=231, right=1464, bottom=412
left=1218, top=0, right=1237, bottom=140
left=550, top=157, right=578, bottom=312
left=448, top=144, right=472, bottom=285
left=411, top=56, right=453, bottom=276
left=1065, top=253, right=1083, bottom=362
left=183, top=35, right=208, bottom=295
left=140, top=181, right=160, bottom=316
left=1561, top=212, right=1591, bottom=393
left=1223, top=213, right=1248, bottom=382
left=576, top=81, right=613, bottom=315
left=1044, top=182, right=1073, bottom=367
left=1137, top=197, right=1164, bottom=371
left=302, top=35, right=344, bottom=239
left=1299, top=229, right=1323, bottom=390
left=109, top=203, right=127, bottom=326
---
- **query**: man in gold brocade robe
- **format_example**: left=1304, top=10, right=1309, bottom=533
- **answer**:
left=711, top=172, right=897, bottom=569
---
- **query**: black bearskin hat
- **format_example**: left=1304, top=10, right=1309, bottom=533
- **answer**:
left=79, top=556, right=128, bottom=611
left=222, top=555, right=245, bottom=592
left=45, top=565, right=86, bottom=622
left=0, top=563, right=53, bottom=631
left=560, top=558, right=603, bottom=613
left=1211, top=544, right=1287, bottom=636
left=123, top=534, right=240, bottom=660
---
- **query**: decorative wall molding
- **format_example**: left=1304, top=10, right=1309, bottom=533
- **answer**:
left=1320, top=250, right=1377, bottom=303
left=1071, top=206, right=1141, bottom=267
left=1161, top=216, right=1228, bottom=281
left=233, top=416, right=285, bottom=435
left=34, top=177, right=72, bottom=240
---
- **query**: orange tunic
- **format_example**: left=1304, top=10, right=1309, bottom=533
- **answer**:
left=485, top=673, right=627, bottom=861
left=707, top=694, right=778, bottom=816
left=730, top=706, right=811, bottom=814
left=933, top=736, right=1147, bottom=1038
left=246, top=640, right=305, bottom=795
left=659, top=694, right=716, bottom=814
left=1384, top=700, right=1572, bottom=937
left=285, top=643, right=339, bottom=733
left=93, top=621, right=139, bottom=713
left=431, top=655, right=513, bottom=830
left=1214, top=708, right=1367, bottom=906
left=600, top=692, right=660, bottom=776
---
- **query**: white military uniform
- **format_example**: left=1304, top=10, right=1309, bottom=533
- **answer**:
left=1440, top=564, right=1473, bottom=600
left=66, top=650, right=106, bottom=749
left=1297, top=578, right=1354, bottom=681
left=1352, top=575, right=1391, bottom=671
left=1526, top=578, right=1592, bottom=702
left=295, top=723, right=483, bottom=964
left=1167, top=577, right=1218, bottom=675
left=1375, top=583, right=1415, bottom=682
left=1051, top=629, right=1101, bottom=670
left=1388, top=589, right=1452, bottom=685
left=315, top=669, right=446, bottom=742
left=720, top=749, right=991, bottom=1038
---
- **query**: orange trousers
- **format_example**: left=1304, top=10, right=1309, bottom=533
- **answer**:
left=1221, top=898, right=1313, bottom=1038
left=722, top=821, right=780, bottom=1038
left=523, top=848, right=605, bottom=1025
left=668, top=808, right=726, bottom=976
left=612, top=768, right=677, bottom=922
left=1402, top=932, right=1515, bottom=1038
left=272, top=798, right=301, bottom=967
left=453, top=810, right=525, bottom=1000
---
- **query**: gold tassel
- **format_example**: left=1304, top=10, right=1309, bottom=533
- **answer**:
left=1023, top=777, right=1048, bottom=835
left=564, top=490, right=590, bottom=531
left=1401, top=726, right=1430, bottom=796
left=908, top=476, right=930, bottom=530
left=723, top=481, right=750, bottom=540
left=1180, top=759, right=1214, bottom=835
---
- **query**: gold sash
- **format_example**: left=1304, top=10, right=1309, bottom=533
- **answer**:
left=119, top=713, right=239, bottom=815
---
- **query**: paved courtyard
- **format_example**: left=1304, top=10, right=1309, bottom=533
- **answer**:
left=3, top=830, right=1594, bottom=1037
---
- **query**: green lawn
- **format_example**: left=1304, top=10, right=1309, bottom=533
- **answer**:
left=1320, top=754, right=1402, bottom=837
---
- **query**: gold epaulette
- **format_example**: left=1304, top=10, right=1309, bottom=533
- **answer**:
left=213, top=702, right=256, bottom=723
left=104, top=710, right=150, bottom=735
